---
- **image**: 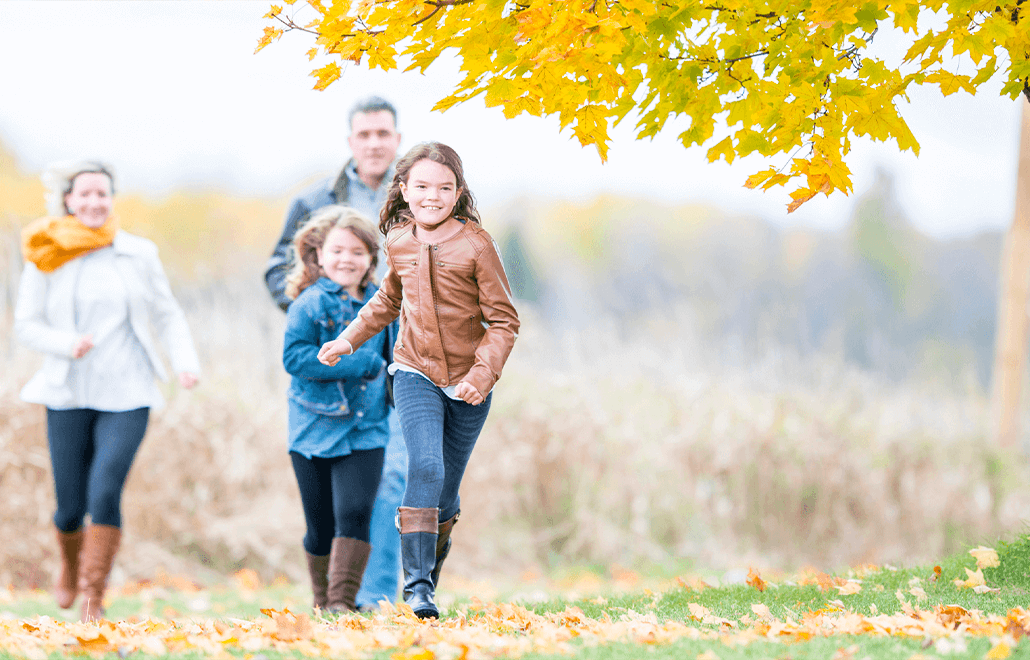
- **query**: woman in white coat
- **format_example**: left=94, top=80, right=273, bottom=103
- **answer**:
left=15, top=160, right=200, bottom=622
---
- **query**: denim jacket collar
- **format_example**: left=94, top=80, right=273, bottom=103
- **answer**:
left=313, top=277, right=376, bottom=303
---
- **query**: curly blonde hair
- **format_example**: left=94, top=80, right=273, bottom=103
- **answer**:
left=41, top=159, right=116, bottom=217
left=285, top=205, right=379, bottom=300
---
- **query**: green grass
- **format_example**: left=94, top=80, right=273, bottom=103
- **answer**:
left=7, top=537, right=1030, bottom=659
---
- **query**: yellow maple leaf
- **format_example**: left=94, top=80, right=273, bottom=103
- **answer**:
left=970, top=546, right=1001, bottom=569
left=953, top=567, right=987, bottom=590
left=706, top=136, right=736, bottom=164
left=837, top=580, right=862, bottom=596
left=987, top=641, right=1013, bottom=659
left=787, top=187, right=818, bottom=213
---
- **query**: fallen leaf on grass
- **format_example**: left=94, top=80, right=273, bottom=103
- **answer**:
left=936, top=604, right=970, bottom=629
left=232, top=569, right=263, bottom=591
left=986, top=640, right=1012, bottom=659
left=746, top=568, right=766, bottom=592
left=676, top=576, right=710, bottom=592
left=836, top=580, right=861, bottom=596
left=953, top=568, right=987, bottom=590
left=970, top=547, right=1000, bottom=569
left=909, top=587, right=928, bottom=601
left=751, top=603, right=772, bottom=619
left=688, top=603, right=710, bottom=620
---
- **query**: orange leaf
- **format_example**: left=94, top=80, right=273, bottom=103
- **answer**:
left=787, top=188, right=818, bottom=213
left=747, top=567, right=767, bottom=592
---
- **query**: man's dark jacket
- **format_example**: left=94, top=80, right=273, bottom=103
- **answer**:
left=264, top=162, right=354, bottom=311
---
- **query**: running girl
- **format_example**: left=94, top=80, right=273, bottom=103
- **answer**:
left=317, top=142, right=519, bottom=619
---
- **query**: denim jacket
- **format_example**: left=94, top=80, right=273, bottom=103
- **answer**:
left=283, top=277, right=395, bottom=458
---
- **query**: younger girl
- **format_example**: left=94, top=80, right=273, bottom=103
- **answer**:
left=283, top=205, right=395, bottom=613
left=318, top=142, right=520, bottom=619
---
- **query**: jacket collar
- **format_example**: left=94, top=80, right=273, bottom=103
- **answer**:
left=314, top=276, right=377, bottom=302
left=331, top=159, right=354, bottom=202
left=334, top=158, right=397, bottom=200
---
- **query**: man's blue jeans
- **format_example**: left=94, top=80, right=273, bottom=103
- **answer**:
left=355, top=409, right=407, bottom=609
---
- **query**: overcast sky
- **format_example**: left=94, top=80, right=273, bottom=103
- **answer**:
left=0, top=1, right=1022, bottom=238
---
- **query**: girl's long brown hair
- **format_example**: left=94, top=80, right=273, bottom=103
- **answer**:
left=379, top=142, right=480, bottom=236
left=285, top=205, right=379, bottom=300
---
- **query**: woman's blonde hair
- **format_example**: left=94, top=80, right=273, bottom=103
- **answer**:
left=285, top=205, right=379, bottom=300
left=41, top=159, right=116, bottom=217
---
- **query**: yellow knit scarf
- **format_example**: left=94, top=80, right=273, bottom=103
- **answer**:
left=21, top=215, right=119, bottom=273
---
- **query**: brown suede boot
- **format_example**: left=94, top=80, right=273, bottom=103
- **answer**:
left=431, top=510, right=459, bottom=588
left=326, top=537, right=371, bottom=614
left=55, top=528, right=84, bottom=609
left=306, top=552, right=331, bottom=611
left=78, top=524, right=121, bottom=623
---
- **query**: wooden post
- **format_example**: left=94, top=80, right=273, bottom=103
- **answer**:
left=991, top=100, right=1030, bottom=449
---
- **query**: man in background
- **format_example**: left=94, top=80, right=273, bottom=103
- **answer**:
left=265, top=96, right=406, bottom=611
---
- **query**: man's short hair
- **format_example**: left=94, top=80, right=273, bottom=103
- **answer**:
left=348, top=96, right=398, bottom=131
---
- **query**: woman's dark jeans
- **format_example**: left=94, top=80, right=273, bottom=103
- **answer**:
left=290, top=447, right=385, bottom=555
left=393, top=371, right=492, bottom=521
left=46, top=407, right=150, bottom=531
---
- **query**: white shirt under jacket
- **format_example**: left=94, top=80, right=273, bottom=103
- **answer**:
left=14, top=231, right=200, bottom=411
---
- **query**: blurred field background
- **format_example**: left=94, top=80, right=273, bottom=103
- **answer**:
left=2, top=137, right=1030, bottom=594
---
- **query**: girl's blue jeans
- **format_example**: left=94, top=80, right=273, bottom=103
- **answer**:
left=393, top=371, right=492, bottom=522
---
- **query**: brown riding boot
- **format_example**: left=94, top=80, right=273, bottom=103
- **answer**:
left=398, top=507, right=440, bottom=619
left=431, top=510, right=459, bottom=588
left=326, top=537, right=371, bottom=614
left=55, top=528, right=84, bottom=609
left=78, top=524, right=121, bottom=623
left=305, top=552, right=331, bottom=611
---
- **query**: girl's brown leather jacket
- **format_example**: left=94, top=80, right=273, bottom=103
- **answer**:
left=339, top=219, right=520, bottom=396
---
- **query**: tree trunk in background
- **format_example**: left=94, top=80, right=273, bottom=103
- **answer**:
left=991, top=101, right=1030, bottom=449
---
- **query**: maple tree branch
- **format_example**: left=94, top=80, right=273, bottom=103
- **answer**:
left=272, top=12, right=322, bottom=36
left=702, top=4, right=778, bottom=19
left=414, top=0, right=475, bottom=24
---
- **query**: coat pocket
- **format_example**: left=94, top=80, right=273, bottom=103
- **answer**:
left=288, top=381, right=351, bottom=417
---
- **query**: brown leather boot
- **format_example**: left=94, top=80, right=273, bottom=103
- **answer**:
left=431, top=510, right=459, bottom=588
left=78, top=524, right=121, bottom=623
left=55, top=528, right=84, bottom=609
left=326, top=537, right=371, bottom=614
left=306, top=552, right=331, bottom=611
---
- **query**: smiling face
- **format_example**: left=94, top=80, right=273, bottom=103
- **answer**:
left=64, top=172, right=113, bottom=228
left=400, top=159, right=462, bottom=238
left=317, top=226, right=373, bottom=298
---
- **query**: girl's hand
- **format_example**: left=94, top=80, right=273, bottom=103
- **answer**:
left=179, top=372, right=199, bottom=389
left=317, top=337, right=354, bottom=366
left=72, top=334, right=94, bottom=359
left=454, top=381, right=485, bottom=405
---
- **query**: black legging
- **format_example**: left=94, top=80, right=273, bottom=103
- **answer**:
left=46, top=407, right=150, bottom=531
left=290, top=448, right=385, bottom=556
